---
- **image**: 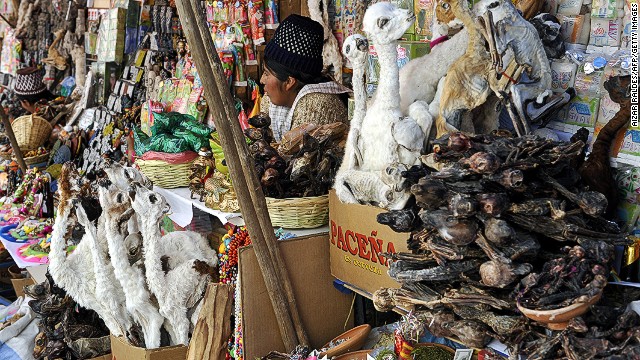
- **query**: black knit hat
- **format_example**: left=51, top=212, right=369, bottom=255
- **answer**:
left=13, top=67, right=47, bottom=97
left=265, top=15, right=324, bottom=77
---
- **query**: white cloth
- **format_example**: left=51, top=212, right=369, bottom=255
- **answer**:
left=268, top=82, right=351, bottom=141
left=0, top=296, right=38, bottom=360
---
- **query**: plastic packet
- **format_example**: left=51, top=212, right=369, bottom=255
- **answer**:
left=589, top=18, right=622, bottom=47
left=264, top=0, right=279, bottom=28
left=591, top=0, right=617, bottom=18
left=249, top=0, right=265, bottom=44
left=557, top=0, right=582, bottom=15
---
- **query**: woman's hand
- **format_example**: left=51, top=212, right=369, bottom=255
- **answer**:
left=20, top=100, right=36, bottom=114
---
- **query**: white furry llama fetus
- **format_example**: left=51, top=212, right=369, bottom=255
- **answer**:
left=335, top=34, right=396, bottom=206
left=308, top=0, right=343, bottom=82
left=74, top=201, right=132, bottom=338
left=130, top=183, right=215, bottom=346
left=49, top=200, right=128, bottom=337
left=360, top=2, right=432, bottom=169
left=103, top=159, right=152, bottom=236
left=99, top=183, right=164, bottom=348
left=333, top=3, right=432, bottom=210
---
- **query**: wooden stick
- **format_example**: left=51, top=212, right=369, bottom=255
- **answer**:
left=186, top=284, right=233, bottom=360
left=174, top=0, right=308, bottom=351
left=0, top=13, right=15, bottom=28
left=0, top=109, right=26, bottom=173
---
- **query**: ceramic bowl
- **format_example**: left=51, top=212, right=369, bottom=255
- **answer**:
left=517, top=291, right=603, bottom=330
left=333, top=349, right=373, bottom=360
left=319, top=324, right=372, bottom=358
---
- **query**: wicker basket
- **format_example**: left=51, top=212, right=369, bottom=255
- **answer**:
left=12, top=115, right=52, bottom=151
left=135, top=158, right=194, bottom=188
left=14, top=152, right=50, bottom=166
left=266, top=195, right=329, bottom=229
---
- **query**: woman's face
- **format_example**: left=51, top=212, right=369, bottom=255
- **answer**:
left=260, top=68, right=297, bottom=107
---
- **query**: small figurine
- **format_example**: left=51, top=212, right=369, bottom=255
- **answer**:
left=189, top=147, right=216, bottom=202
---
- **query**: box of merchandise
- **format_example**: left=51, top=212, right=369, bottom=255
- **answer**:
left=11, top=277, right=36, bottom=297
left=329, top=190, right=410, bottom=295
left=85, top=32, right=98, bottom=55
left=88, top=355, right=112, bottom=360
left=366, top=41, right=430, bottom=84
left=561, top=95, right=601, bottom=127
left=414, top=0, right=437, bottom=39
left=110, top=335, right=186, bottom=360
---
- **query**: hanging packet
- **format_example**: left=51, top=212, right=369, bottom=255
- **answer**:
left=248, top=0, right=266, bottom=45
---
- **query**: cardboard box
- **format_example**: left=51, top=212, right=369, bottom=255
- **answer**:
left=89, top=355, right=112, bottom=360
left=328, top=190, right=409, bottom=295
left=110, top=335, right=186, bottom=360
left=11, top=277, right=36, bottom=297
left=89, top=0, right=112, bottom=8
left=240, top=235, right=354, bottom=359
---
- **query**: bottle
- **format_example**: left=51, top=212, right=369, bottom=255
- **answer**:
left=619, top=234, right=640, bottom=282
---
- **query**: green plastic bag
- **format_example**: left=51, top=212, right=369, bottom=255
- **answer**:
left=173, top=128, right=209, bottom=152
left=148, top=133, right=191, bottom=153
left=151, top=112, right=186, bottom=136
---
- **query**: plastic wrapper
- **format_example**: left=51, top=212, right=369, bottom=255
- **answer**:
left=151, top=112, right=184, bottom=136
left=148, top=133, right=191, bottom=153
left=180, top=115, right=213, bottom=137
left=591, top=0, right=617, bottom=18
left=133, top=127, right=151, bottom=155
left=249, top=0, right=266, bottom=44
left=140, top=150, right=199, bottom=164
left=173, top=128, right=210, bottom=152
left=264, top=0, right=279, bottom=28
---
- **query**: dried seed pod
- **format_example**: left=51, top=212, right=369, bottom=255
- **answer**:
left=476, top=193, right=510, bottom=216
left=466, top=152, right=501, bottom=174
left=448, top=193, right=478, bottom=218
left=248, top=114, right=271, bottom=128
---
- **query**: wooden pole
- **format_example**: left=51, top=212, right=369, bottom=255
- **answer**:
left=0, top=109, right=27, bottom=173
left=174, top=0, right=309, bottom=351
left=187, top=284, right=233, bottom=360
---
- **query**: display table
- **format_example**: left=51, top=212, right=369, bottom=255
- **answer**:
left=154, top=186, right=329, bottom=237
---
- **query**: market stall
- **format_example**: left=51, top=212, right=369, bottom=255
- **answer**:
left=0, top=0, right=636, bottom=358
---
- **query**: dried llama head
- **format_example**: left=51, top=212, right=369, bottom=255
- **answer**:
left=128, top=182, right=170, bottom=222
left=363, top=2, right=415, bottom=45
left=342, top=34, right=369, bottom=64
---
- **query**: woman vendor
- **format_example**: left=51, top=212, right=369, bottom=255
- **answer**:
left=260, top=14, right=350, bottom=141
left=13, top=66, right=57, bottom=120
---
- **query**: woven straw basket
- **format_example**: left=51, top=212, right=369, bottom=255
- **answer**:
left=21, top=152, right=50, bottom=166
left=12, top=115, right=52, bottom=151
left=266, top=195, right=329, bottom=229
left=135, top=158, right=194, bottom=188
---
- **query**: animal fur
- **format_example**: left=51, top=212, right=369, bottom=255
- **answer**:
left=74, top=202, right=132, bottom=339
left=308, top=0, right=343, bottom=82
left=479, top=0, right=553, bottom=135
left=579, top=75, right=631, bottom=218
left=434, top=0, right=498, bottom=137
left=130, top=184, right=216, bottom=346
left=99, top=184, right=165, bottom=348
left=334, top=4, right=432, bottom=210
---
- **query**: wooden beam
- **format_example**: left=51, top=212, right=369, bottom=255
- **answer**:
left=186, top=284, right=233, bottom=360
left=174, top=0, right=309, bottom=351
left=0, top=109, right=27, bottom=173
